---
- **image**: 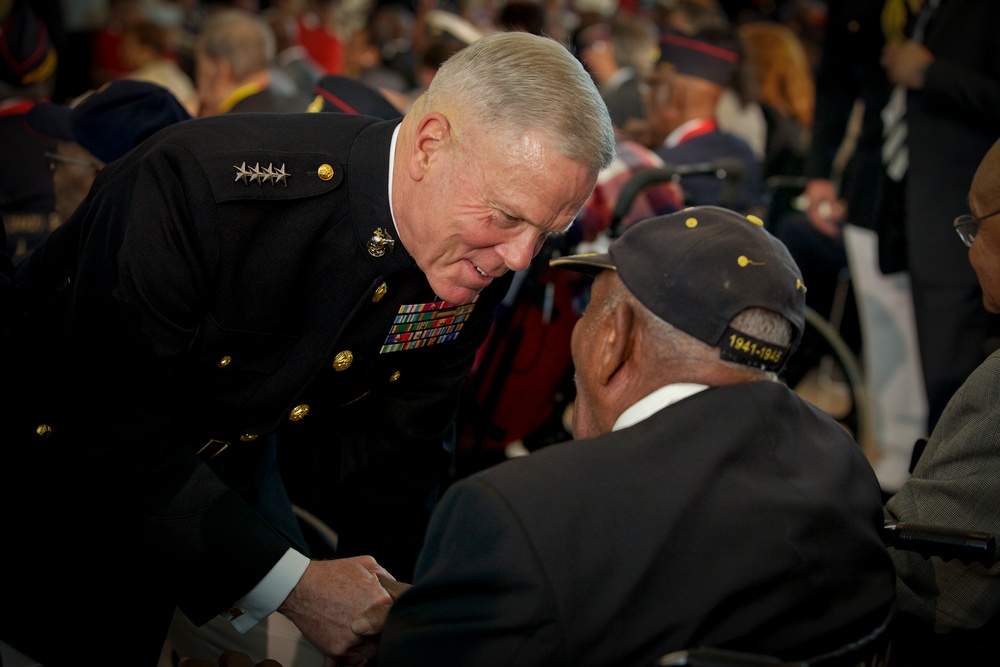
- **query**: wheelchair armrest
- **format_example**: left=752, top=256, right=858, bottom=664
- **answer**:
left=883, top=522, right=996, bottom=567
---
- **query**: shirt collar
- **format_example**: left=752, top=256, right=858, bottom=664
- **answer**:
left=388, top=123, right=401, bottom=239
left=613, top=383, right=709, bottom=431
left=663, top=117, right=715, bottom=149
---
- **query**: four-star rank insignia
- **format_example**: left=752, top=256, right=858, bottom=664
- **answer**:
left=234, top=161, right=289, bottom=187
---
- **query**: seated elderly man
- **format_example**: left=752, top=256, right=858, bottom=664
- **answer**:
left=378, top=205, right=896, bottom=666
left=631, top=29, right=765, bottom=212
left=885, top=136, right=1000, bottom=665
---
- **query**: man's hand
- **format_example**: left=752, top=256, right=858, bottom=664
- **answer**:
left=179, top=650, right=283, bottom=667
left=803, top=178, right=847, bottom=239
left=278, top=557, right=398, bottom=666
left=881, top=41, right=934, bottom=90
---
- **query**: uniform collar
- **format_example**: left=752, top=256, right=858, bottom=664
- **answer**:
left=664, top=117, right=717, bottom=149
left=349, top=118, right=412, bottom=274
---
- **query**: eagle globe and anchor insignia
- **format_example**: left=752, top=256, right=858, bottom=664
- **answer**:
left=367, top=228, right=395, bottom=257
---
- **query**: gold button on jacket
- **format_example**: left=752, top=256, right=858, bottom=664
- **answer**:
left=333, top=350, right=354, bottom=371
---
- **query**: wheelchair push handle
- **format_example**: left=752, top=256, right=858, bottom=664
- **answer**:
left=882, top=522, right=996, bottom=567
left=609, top=159, right=747, bottom=238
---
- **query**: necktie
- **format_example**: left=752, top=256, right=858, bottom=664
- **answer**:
left=881, top=0, right=939, bottom=182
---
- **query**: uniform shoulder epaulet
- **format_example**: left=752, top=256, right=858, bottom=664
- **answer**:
left=200, top=150, right=346, bottom=203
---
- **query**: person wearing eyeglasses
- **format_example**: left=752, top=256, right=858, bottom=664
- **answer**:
left=884, top=135, right=1000, bottom=666
left=25, top=79, right=192, bottom=229
left=42, top=143, right=104, bottom=225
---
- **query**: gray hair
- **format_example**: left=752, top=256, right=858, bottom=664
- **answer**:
left=608, top=276, right=790, bottom=379
left=196, top=9, right=276, bottom=81
left=419, top=31, right=616, bottom=178
left=612, top=15, right=659, bottom=75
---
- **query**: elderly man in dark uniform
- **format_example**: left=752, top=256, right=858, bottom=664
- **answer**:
left=378, top=206, right=896, bottom=667
left=0, top=31, right=615, bottom=667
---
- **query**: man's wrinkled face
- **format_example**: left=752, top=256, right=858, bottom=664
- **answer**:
left=403, top=128, right=596, bottom=306
left=641, top=68, right=682, bottom=137
left=969, top=193, right=1000, bottom=313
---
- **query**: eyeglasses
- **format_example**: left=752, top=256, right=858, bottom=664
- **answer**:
left=44, top=151, right=103, bottom=172
left=953, top=206, right=1000, bottom=247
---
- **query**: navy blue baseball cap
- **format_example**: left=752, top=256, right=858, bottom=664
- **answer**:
left=25, top=79, right=192, bottom=164
left=657, top=29, right=739, bottom=87
left=0, top=3, right=57, bottom=87
left=307, top=75, right=402, bottom=120
left=551, top=206, right=807, bottom=372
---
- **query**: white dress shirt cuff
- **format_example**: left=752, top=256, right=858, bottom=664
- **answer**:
left=227, top=548, right=310, bottom=634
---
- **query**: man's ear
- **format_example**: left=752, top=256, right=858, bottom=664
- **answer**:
left=596, top=300, right=637, bottom=386
left=409, top=112, right=451, bottom=181
left=215, top=57, right=234, bottom=87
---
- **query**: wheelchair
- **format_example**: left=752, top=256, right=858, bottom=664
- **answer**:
left=657, top=524, right=997, bottom=667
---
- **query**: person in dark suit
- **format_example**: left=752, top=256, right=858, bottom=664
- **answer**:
left=575, top=15, right=660, bottom=132
left=802, top=0, right=930, bottom=494
left=636, top=28, right=765, bottom=212
left=0, top=31, right=615, bottom=667
left=193, top=9, right=312, bottom=117
left=378, top=206, right=897, bottom=667
left=878, top=0, right=1000, bottom=434
left=885, top=134, right=1000, bottom=666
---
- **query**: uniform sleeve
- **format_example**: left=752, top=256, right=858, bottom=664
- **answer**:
left=885, top=353, right=1000, bottom=631
left=379, top=476, right=565, bottom=667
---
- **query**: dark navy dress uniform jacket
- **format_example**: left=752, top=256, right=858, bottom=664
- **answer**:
left=1, top=111, right=511, bottom=664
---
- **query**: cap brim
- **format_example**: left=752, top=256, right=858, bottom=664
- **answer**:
left=25, top=102, right=73, bottom=140
left=549, top=252, right=617, bottom=275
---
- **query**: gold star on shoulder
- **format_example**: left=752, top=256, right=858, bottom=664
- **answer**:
left=273, top=164, right=288, bottom=186
left=261, top=163, right=275, bottom=184
left=234, top=161, right=251, bottom=184
left=234, top=161, right=290, bottom=187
